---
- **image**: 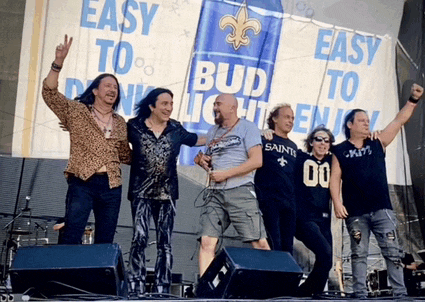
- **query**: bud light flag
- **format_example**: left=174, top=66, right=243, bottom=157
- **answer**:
left=13, top=0, right=407, bottom=184
left=179, top=0, right=284, bottom=164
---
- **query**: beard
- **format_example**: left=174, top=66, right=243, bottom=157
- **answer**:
left=214, top=111, right=223, bottom=125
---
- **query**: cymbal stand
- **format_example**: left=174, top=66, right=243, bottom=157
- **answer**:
left=34, top=222, right=48, bottom=245
left=1, top=158, right=31, bottom=293
left=1, top=207, right=31, bottom=284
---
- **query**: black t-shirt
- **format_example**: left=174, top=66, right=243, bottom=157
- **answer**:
left=333, top=139, right=392, bottom=216
left=295, top=151, right=332, bottom=222
left=254, top=134, right=297, bottom=206
left=127, top=118, right=197, bottom=201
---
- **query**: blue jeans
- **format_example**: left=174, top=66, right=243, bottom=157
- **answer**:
left=128, top=198, right=175, bottom=295
left=61, top=175, right=122, bottom=244
left=346, top=209, right=406, bottom=297
left=295, top=219, right=332, bottom=296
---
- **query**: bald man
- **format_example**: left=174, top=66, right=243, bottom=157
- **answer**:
left=195, top=94, right=270, bottom=276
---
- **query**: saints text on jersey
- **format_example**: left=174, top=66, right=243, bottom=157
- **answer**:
left=264, top=142, right=297, bottom=157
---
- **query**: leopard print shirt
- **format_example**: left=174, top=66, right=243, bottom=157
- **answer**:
left=42, top=79, right=131, bottom=188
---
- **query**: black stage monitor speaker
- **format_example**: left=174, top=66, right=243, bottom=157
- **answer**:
left=10, top=244, right=127, bottom=298
left=196, top=247, right=303, bottom=299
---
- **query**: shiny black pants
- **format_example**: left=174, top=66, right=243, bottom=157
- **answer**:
left=127, top=198, right=174, bottom=296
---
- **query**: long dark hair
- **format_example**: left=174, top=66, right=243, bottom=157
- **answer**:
left=74, top=73, right=121, bottom=111
left=134, top=88, right=173, bottom=120
left=343, top=109, right=366, bottom=139
left=304, top=125, right=335, bottom=153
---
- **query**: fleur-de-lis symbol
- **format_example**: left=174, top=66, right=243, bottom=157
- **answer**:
left=278, top=156, right=287, bottom=167
left=219, top=2, right=261, bottom=50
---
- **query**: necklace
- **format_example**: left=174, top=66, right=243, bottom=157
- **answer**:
left=208, top=118, right=240, bottom=149
left=92, top=109, right=113, bottom=135
left=93, top=106, right=113, bottom=117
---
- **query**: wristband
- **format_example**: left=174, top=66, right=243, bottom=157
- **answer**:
left=51, top=62, right=62, bottom=72
left=409, top=96, right=420, bottom=104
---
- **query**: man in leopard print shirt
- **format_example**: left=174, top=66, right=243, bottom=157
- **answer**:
left=42, top=35, right=131, bottom=244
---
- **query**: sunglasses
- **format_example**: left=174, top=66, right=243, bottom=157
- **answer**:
left=313, top=136, right=330, bottom=143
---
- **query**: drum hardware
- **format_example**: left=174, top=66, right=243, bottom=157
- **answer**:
left=1, top=197, right=32, bottom=283
left=34, top=222, right=48, bottom=246
left=8, top=230, right=32, bottom=236
left=82, top=226, right=94, bottom=244
left=18, top=238, right=49, bottom=245
left=367, top=269, right=392, bottom=297
left=1, top=158, right=30, bottom=284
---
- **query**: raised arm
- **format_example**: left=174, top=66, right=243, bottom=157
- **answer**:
left=42, top=35, right=74, bottom=126
left=378, top=83, right=423, bottom=148
left=209, top=144, right=262, bottom=183
left=330, top=154, right=348, bottom=219
left=45, top=34, right=73, bottom=89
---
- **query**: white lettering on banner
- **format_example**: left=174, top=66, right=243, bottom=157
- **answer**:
left=244, top=67, right=267, bottom=97
left=216, top=63, right=245, bottom=94
left=193, top=61, right=215, bottom=91
left=193, top=61, right=267, bottom=97
left=182, top=93, right=269, bottom=128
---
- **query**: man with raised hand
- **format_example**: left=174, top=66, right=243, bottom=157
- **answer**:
left=330, top=83, right=424, bottom=299
left=42, top=35, right=131, bottom=244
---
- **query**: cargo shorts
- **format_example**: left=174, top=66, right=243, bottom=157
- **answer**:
left=199, top=183, right=267, bottom=242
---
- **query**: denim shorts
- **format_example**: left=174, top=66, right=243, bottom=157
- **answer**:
left=199, top=183, right=267, bottom=242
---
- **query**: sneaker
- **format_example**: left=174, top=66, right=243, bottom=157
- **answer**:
left=128, top=280, right=145, bottom=299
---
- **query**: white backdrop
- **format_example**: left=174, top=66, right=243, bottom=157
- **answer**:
left=12, top=0, right=409, bottom=184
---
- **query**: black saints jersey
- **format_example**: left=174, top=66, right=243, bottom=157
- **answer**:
left=295, top=151, right=332, bottom=222
left=255, top=134, right=298, bottom=206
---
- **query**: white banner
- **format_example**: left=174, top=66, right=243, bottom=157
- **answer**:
left=12, top=0, right=409, bottom=184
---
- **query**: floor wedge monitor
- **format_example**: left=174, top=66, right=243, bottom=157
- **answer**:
left=10, top=243, right=128, bottom=298
left=196, top=246, right=303, bottom=299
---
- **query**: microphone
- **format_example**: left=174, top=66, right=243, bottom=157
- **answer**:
left=22, top=196, right=31, bottom=211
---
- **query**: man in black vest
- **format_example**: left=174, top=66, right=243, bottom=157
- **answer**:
left=330, top=83, right=423, bottom=299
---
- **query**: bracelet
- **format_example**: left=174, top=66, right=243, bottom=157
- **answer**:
left=51, top=62, right=62, bottom=72
left=409, top=95, right=420, bottom=104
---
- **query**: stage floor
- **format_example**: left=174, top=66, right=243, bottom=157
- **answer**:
left=4, top=292, right=425, bottom=301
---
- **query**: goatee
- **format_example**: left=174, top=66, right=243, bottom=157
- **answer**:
left=214, top=112, right=223, bottom=125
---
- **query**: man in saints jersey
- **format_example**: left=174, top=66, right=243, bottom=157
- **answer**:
left=254, top=104, right=298, bottom=253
